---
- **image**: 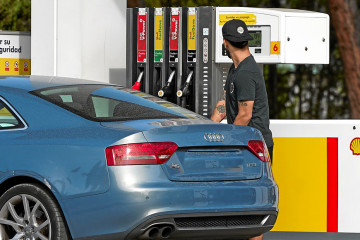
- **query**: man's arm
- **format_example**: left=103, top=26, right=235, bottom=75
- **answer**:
left=211, top=91, right=226, bottom=122
left=233, top=100, right=254, bottom=126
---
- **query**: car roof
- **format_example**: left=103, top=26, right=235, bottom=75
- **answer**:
left=0, top=75, right=113, bottom=91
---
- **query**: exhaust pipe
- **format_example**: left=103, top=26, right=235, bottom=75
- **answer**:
left=138, top=224, right=175, bottom=239
left=160, top=226, right=174, bottom=238
left=138, top=227, right=160, bottom=239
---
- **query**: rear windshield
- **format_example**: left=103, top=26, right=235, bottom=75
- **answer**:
left=31, top=85, right=205, bottom=122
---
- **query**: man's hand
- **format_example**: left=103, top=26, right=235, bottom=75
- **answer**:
left=211, top=100, right=226, bottom=122
left=233, top=100, right=254, bottom=126
left=211, top=91, right=227, bottom=122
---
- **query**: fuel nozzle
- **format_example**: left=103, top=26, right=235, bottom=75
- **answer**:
left=132, top=71, right=144, bottom=91
left=158, top=70, right=176, bottom=98
left=176, top=71, right=193, bottom=98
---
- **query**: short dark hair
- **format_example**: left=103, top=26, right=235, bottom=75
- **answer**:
left=227, top=40, right=248, bottom=49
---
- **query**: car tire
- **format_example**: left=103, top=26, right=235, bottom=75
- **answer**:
left=0, top=183, right=70, bottom=240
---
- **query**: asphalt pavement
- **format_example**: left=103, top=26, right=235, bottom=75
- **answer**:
left=264, top=231, right=360, bottom=240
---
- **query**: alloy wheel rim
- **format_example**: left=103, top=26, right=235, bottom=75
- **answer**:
left=0, top=194, right=51, bottom=240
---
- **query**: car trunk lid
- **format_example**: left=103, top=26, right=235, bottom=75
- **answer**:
left=141, top=123, right=264, bottom=182
left=102, top=119, right=265, bottom=181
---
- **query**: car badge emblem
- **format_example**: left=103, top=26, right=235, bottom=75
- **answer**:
left=170, top=163, right=181, bottom=169
left=204, top=133, right=225, bottom=142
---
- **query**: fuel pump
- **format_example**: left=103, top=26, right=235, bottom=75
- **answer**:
left=132, top=71, right=144, bottom=90
left=194, top=6, right=215, bottom=117
left=127, top=6, right=329, bottom=118
left=133, top=8, right=147, bottom=91
left=126, top=8, right=154, bottom=92
left=158, top=70, right=175, bottom=98
left=152, top=8, right=164, bottom=95
left=158, top=7, right=181, bottom=104
left=176, top=70, right=193, bottom=98
left=177, top=7, right=196, bottom=110
left=126, top=7, right=137, bottom=89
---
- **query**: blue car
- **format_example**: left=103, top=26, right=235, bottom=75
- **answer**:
left=0, top=76, right=278, bottom=240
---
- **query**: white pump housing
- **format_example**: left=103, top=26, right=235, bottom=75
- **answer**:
left=215, top=7, right=330, bottom=64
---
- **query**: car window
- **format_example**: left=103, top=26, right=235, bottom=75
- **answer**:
left=31, top=85, right=205, bottom=122
left=0, top=98, right=25, bottom=130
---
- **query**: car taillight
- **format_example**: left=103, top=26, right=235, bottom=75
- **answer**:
left=106, top=142, right=178, bottom=165
left=247, top=140, right=270, bottom=162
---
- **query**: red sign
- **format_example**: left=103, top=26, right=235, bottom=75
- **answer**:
left=137, top=13, right=147, bottom=62
left=170, top=15, right=179, bottom=51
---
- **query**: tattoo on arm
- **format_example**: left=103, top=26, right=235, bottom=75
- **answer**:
left=216, top=104, right=226, bottom=114
left=239, top=101, right=248, bottom=106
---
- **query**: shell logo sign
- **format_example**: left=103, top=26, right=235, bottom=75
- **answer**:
left=350, top=138, right=360, bottom=155
left=270, top=120, right=360, bottom=234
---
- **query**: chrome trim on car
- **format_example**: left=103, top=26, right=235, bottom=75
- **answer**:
left=204, top=133, right=224, bottom=142
left=261, top=215, right=270, bottom=226
left=0, top=96, right=28, bottom=131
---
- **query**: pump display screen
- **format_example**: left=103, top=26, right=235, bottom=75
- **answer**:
left=249, top=31, right=262, bottom=47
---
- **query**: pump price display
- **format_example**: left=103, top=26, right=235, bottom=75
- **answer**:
left=249, top=31, right=261, bottom=47
left=137, top=11, right=147, bottom=63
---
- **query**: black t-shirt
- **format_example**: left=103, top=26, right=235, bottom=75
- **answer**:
left=225, top=55, right=274, bottom=148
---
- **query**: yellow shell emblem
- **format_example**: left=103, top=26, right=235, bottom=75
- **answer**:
left=350, top=138, right=360, bottom=155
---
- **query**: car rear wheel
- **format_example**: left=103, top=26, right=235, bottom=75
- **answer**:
left=0, top=183, right=69, bottom=240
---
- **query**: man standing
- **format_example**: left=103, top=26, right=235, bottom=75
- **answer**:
left=210, top=19, right=274, bottom=240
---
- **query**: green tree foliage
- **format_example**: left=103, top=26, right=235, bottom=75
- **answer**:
left=143, top=0, right=350, bottom=119
left=265, top=0, right=349, bottom=119
left=0, top=0, right=31, bottom=31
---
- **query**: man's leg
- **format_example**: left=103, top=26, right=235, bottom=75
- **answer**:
left=249, top=145, right=274, bottom=240
left=249, top=235, right=263, bottom=240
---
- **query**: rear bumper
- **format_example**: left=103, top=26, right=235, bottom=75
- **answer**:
left=67, top=165, right=278, bottom=239
left=125, top=211, right=278, bottom=240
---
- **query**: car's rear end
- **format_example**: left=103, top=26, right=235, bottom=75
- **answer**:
left=29, top=81, right=278, bottom=240
left=104, top=122, right=278, bottom=240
